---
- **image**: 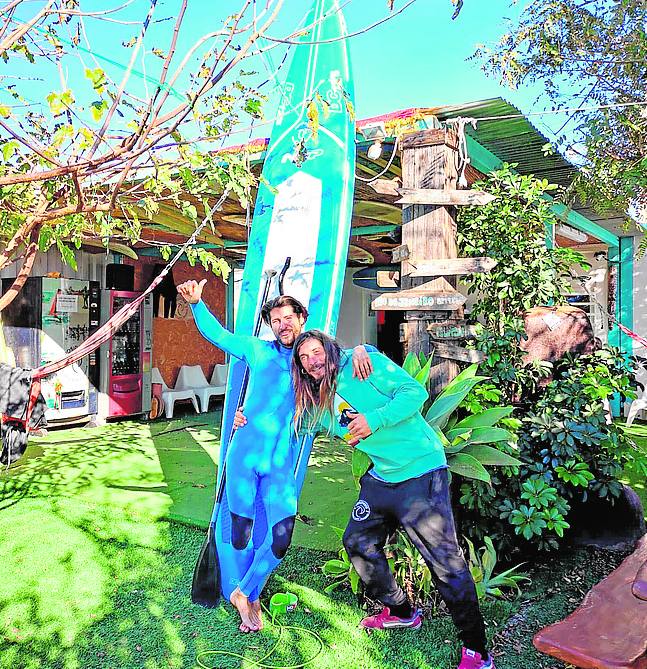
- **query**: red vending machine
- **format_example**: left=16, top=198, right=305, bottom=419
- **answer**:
left=99, top=290, right=152, bottom=418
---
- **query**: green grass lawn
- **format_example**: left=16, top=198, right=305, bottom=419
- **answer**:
left=620, top=421, right=647, bottom=517
left=1, top=408, right=644, bottom=669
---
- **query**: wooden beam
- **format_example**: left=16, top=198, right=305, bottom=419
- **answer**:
left=395, top=188, right=497, bottom=206
left=409, top=257, right=497, bottom=277
left=431, top=342, right=485, bottom=364
left=401, top=128, right=459, bottom=150
left=400, top=127, right=462, bottom=396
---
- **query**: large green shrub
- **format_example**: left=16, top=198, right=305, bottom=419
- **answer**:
left=458, top=348, right=644, bottom=554
left=457, top=163, right=589, bottom=334
left=454, top=166, right=645, bottom=555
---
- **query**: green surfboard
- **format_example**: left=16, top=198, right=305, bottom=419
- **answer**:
left=200, top=0, right=356, bottom=604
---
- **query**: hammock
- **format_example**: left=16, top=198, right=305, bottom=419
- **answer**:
left=1, top=193, right=228, bottom=459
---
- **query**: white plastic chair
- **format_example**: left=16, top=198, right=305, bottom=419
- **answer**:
left=152, top=367, right=199, bottom=419
left=626, top=356, right=647, bottom=427
left=210, top=363, right=228, bottom=396
left=176, top=364, right=221, bottom=413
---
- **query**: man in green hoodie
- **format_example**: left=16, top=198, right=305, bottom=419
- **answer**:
left=291, top=329, right=494, bottom=669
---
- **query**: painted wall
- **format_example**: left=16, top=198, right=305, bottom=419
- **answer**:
left=632, top=249, right=647, bottom=413
left=336, top=269, right=378, bottom=349
left=125, top=256, right=227, bottom=386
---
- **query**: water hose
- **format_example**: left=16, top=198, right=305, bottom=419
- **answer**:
left=196, top=593, right=325, bottom=669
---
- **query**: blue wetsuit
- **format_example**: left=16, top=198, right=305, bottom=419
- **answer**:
left=193, top=301, right=366, bottom=602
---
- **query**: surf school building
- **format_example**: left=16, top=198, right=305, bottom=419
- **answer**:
left=1, top=98, right=644, bottom=422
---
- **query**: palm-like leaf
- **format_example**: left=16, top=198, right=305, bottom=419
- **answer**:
left=448, top=452, right=491, bottom=483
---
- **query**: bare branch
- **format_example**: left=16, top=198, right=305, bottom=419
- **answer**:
left=0, top=0, right=55, bottom=54
left=133, top=0, right=188, bottom=150
left=85, top=0, right=160, bottom=160
left=0, top=118, right=64, bottom=167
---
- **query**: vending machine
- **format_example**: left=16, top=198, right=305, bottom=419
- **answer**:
left=0, top=276, right=101, bottom=424
left=99, top=290, right=153, bottom=418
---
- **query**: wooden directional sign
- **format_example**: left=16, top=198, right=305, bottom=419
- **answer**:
left=431, top=342, right=485, bottom=364
left=409, top=257, right=497, bottom=278
left=352, top=266, right=399, bottom=292
left=371, top=286, right=466, bottom=311
left=368, top=178, right=401, bottom=197
left=395, top=188, right=498, bottom=207
left=427, top=322, right=478, bottom=340
left=377, top=270, right=399, bottom=288
left=390, top=244, right=410, bottom=264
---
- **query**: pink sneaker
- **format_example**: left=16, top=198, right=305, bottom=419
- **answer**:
left=457, top=647, right=495, bottom=669
left=360, top=606, right=422, bottom=630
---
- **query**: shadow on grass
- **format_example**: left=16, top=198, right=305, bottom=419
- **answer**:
left=0, top=505, right=462, bottom=669
left=148, top=408, right=222, bottom=530
left=4, top=413, right=632, bottom=668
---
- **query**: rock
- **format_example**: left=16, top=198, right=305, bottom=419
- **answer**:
left=566, top=485, right=646, bottom=551
left=534, top=534, right=647, bottom=669
left=521, top=306, right=595, bottom=365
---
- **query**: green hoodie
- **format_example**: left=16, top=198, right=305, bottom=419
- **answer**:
left=313, top=351, right=447, bottom=483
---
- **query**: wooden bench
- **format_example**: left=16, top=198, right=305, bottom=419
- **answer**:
left=533, top=534, right=647, bottom=669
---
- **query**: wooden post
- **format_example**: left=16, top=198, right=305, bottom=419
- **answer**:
left=400, top=128, right=462, bottom=398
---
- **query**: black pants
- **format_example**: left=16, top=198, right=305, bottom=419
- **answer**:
left=343, top=468, right=487, bottom=656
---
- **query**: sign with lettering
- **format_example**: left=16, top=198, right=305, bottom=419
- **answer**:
left=427, top=322, right=478, bottom=340
left=56, top=294, right=80, bottom=313
left=390, top=244, right=410, bottom=264
left=371, top=289, right=466, bottom=311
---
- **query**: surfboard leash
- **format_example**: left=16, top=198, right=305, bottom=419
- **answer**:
left=195, top=600, right=325, bottom=669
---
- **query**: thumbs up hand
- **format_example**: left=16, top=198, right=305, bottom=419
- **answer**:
left=177, top=278, right=207, bottom=304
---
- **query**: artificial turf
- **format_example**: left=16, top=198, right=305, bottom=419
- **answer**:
left=620, top=421, right=647, bottom=518
left=1, top=407, right=645, bottom=669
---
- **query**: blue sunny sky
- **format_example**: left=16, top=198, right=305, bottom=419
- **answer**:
left=4, top=1, right=569, bottom=149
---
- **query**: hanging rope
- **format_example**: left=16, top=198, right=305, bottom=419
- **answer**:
left=444, top=116, right=478, bottom=188
left=33, top=189, right=230, bottom=382
left=355, top=136, right=399, bottom=183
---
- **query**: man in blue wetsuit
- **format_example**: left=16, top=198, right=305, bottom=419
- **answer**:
left=177, top=279, right=373, bottom=633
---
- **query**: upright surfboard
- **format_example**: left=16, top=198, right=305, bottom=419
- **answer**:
left=205, top=0, right=355, bottom=601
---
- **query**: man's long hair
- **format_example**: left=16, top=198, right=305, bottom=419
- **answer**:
left=292, top=330, right=342, bottom=433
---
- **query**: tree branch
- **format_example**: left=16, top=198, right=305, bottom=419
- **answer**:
left=0, top=225, right=40, bottom=312
left=85, top=0, right=159, bottom=160
left=0, top=0, right=55, bottom=54
left=0, top=190, right=49, bottom=271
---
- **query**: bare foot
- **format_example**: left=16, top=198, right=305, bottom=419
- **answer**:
left=230, top=587, right=259, bottom=633
left=250, top=599, right=264, bottom=630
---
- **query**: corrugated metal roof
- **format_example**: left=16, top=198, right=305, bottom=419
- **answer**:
left=432, top=98, right=576, bottom=188
left=431, top=98, right=627, bottom=232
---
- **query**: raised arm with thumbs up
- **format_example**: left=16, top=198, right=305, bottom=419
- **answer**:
left=177, top=278, right=207, bottom=304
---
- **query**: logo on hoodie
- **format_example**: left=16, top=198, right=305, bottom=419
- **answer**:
left=352, top=500, right=371, bottom=521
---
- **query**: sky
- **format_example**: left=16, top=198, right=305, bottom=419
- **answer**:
left=3, top=0, right=566, bottom=150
